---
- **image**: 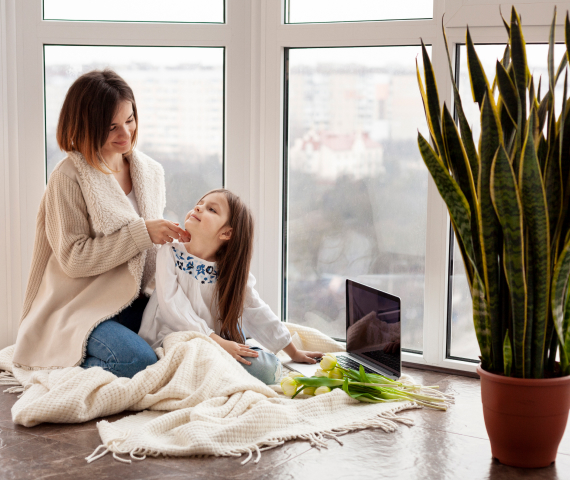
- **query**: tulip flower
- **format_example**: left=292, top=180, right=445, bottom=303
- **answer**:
left=281, top=376, right=299, bottom=396
left=287, top=364, right=451, bottom=410
left=328, top=368, right=343, bottom=379
left=320, top=353, right=337, bottom=371
left=314, top=386, right=331, bottom=395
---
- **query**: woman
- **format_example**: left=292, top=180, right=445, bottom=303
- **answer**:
left=12, top=69, right=189, bottom=378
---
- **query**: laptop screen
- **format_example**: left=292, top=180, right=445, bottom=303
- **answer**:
left=346, top=280, right=401, bottom=377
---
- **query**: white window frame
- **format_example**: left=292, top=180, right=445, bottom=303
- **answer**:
left=1, top=0, right=567, bottom=374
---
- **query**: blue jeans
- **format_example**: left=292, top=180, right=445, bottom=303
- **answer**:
left=241, top=346, right=282, bottom=385
left=81, top=296, right=157, bottom=379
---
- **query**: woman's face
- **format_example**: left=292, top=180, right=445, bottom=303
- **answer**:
left=101, top=100, right=136, bottom=159
left=184, top=192, right=232, bottom=242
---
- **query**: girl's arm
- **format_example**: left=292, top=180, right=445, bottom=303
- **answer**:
left=282, top=341, right=323, bottom=364
left=242, top=273, right=323, bottom=363
left=154, top=245, right=216, bottom=337
left=208, top=333, right=259, bottom=366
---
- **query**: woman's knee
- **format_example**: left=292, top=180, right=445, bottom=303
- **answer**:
left=122, top=345, right=157, bottom=378
left=83, top=319, right=158, bottom=378
left=135, top=347, right=158, bottom=371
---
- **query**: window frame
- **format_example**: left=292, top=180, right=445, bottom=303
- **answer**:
left=2, top=0, right=568, bottom=375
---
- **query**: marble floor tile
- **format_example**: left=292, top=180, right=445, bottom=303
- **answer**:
left=0, top=411, right=129, bottom=437
left=0, top=388, right=18, bottom=422
left=144, top=438, right=314, bottom=480
left=0, top=426, right=36, bottom=451
left=253, top=425, right=570, bottom=480
left=1, top=367, right=569, bottom=480
left=0, top=435, right=193, bottom=480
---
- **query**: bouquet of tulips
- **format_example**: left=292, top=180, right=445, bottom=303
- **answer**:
left=280, top=354, right=452, bottom=411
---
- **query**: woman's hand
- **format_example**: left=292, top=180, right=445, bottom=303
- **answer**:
left=283, top=341, right=323, bottom=364
left=145, top=219, right=190, bottom=245
left=210, top=333, right=259, bottom=365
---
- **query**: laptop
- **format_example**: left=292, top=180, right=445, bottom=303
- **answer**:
left=283, top=279, right=401, bottom=380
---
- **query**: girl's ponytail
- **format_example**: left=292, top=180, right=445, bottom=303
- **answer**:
left=207, top=189, right=254, bottom=343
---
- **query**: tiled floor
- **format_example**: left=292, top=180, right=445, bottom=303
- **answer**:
left=1, top=367, right=569, bottom=480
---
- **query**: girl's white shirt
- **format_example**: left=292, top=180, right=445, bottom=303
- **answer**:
left=139, top=243, right=292, bottom=353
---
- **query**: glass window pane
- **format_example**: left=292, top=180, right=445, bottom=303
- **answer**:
left=287, top=0, right=432, bottom=24
left=44, top=46, right=224, bottom=225
left=285, top=46, right=430, bottom=351
left=449, top=43, right=566, bottom=360
left=43, top=0, right=224, bottom=23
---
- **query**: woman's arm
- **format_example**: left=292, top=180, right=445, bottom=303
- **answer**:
left=45, top=170, right=154, bottom=278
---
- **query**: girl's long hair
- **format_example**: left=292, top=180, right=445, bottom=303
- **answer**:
left=204, top=189, right=254, bottom=344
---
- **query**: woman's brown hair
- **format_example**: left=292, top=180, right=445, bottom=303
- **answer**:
left=56, top=69, right=138, bottom=173
left=201, top=189, right=254, bottom=344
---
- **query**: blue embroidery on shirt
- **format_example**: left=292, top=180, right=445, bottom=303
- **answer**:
left=171, top=245, right=218, bottom=283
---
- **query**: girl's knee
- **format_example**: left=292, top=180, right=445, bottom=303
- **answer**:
left=246, top=350, right=282, bottom=385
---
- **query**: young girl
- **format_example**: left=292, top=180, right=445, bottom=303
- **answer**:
left=139, top=188, right=322, bottom=384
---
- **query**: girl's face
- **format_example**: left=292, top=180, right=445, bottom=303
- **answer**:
left=184, top=192, right=232, bottom=242
left=101, top=100, right=136, bottom=159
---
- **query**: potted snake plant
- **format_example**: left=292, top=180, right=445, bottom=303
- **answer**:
left=417, top=7, right=570, bottom=468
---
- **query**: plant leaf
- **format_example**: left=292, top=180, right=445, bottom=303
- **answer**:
left=472, top=268, right=493, bottom=370
left=503, top=329, right=513, bottom=376
left=499, top=5, right=511, bottom=37
left=417, top=132, right=492, bottom=368
left=510, top=7, right=528, bottom=132
left=479, top=93, right=503, bottom=371
left=418, top=133, right=477, bottom=269
left=490, top=144, right=527, bottom=377
left=420, top=40, right=447, bottom=163
left=556, top=54, right=568, bottom=84
left=442, top=21, right=480, bottom=181
left=496, top=60, right=518, bottom=126
left=466, top=28, right=492, bottom=109
left=551, top=237, right=570, bottom=353
left=548, top=6, right=557, bottom=93
left=520, top=112, right=551, bottom=378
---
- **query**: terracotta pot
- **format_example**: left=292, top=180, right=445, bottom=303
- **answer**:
left=477, top=365, right=570, bottom=468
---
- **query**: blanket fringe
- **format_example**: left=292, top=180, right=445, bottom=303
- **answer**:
left=86, top=403, right=422, bottom=466
left=0, top=371, right=19, bottom=386
left=85, top=430, right=148, bottom=465
left=0, top=371, right=27, bottom=397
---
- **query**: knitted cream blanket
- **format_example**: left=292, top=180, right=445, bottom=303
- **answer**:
left=0, top=324, right=419, bottom=465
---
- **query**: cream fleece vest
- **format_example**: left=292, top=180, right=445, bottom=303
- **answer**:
left=13, top=150, right=165, bottom=369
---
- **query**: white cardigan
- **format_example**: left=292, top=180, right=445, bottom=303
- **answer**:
left=139, top=243, right=292, bottom=353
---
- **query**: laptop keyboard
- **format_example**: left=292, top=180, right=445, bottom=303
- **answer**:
left=336, top=356, right=376, bottom=375
left=337, top=352, right=399, bottom=375
left=364, top=350, right=400, bottom=372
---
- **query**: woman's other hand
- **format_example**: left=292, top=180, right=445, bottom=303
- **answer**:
left=145, top=219, right=190, bottom=245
